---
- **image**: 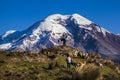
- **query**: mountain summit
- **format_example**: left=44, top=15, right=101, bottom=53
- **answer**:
left=0, top=14, right=120, bottom=62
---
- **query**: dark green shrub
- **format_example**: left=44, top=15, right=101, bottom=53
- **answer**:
left=48, top=60, right=58, bottom=69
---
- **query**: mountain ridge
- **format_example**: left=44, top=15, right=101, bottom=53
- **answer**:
left=0, top=13, right=120, bottom=62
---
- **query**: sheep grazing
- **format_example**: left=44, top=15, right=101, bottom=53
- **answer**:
left=99, top=63, right=103, bottom=68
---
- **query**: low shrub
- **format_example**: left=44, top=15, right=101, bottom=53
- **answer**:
left=73, top=64, right=100, bottom=80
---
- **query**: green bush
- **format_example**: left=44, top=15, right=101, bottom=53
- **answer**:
left=48, top=60, right=58, bottom=69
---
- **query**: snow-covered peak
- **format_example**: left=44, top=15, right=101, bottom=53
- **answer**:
left=28, top=14, right=70, bottom=43
left=33, top=14, right=70, bottom=34
left=71, top=13, right=92, bottom=25
left=2, top=30, right=16, bottom=39
left=45, top=14, right=70, bottom=20
left=45, top=13, right=92, bottom=25
left=35, top=13, right=93, bottom=32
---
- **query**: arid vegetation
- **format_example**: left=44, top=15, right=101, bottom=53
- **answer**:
left=0, top=46, right=120, bottom=80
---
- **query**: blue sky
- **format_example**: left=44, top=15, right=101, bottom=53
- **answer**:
left=0, top=0, right=120, bottom=35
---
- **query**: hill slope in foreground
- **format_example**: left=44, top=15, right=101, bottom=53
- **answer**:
left=0, top=46, right=120, bottom=80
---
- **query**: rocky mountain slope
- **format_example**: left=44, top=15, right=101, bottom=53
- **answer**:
left=0, top=14, right=120, bottom=62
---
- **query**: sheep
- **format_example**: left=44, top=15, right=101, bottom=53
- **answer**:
left=99, top=63, right=103, bottom=68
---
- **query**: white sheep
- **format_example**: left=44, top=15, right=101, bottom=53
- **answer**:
left=99, top=63, right=103, bottom=68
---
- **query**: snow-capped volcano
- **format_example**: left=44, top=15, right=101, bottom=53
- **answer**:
left=0, top=14, right=120, bottom=62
